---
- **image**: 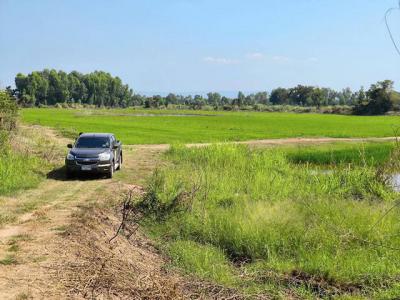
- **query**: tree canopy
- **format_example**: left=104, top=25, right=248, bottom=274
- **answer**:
left=14, top=70, right=134, bottom=107
left=353, top=80, right=395, bottom=115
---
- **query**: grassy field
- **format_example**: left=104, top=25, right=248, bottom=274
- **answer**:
left=137, top=144, right=400, bottom=298
left=21, top=108, right=400, bottom=144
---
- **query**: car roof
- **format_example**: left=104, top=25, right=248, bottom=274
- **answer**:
left=78, top=133, right=113, bottom=138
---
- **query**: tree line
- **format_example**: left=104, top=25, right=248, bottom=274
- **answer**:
left=11, top=70, right=134, bottom=107
left=7, top=70, right=399, bottom=115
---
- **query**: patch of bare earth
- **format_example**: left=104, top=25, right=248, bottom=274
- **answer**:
left=131, top=136, right=397, bottom=151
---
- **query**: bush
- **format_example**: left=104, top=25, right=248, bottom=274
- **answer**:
left=0, top=90, right=18, bottom=132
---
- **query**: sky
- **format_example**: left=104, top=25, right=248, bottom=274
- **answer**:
left=0, top=0, right=399, bottom=95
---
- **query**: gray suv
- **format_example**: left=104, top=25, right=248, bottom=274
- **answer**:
left=65, top=133, right=122, bottom=178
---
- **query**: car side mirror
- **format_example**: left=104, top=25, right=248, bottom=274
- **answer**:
left=67, top=144, right=73, bottom=148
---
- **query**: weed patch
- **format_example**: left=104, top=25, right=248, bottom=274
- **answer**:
left=0, top=254, right=18, bottom=265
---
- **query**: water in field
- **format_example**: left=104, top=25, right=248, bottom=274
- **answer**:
left=391, top=174, right=400, bottom=192
left=310, top=170, right=400, bottom=193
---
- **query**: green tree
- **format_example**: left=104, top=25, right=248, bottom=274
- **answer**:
left=353, top=80, right=394, bottom=115
left=270, top=88, right=289, bottom=105
left=166, top=93, right=178, bottom=107
left=207, top=92, right=222, bottom=107
left=255, top=91, right=269, bottom=105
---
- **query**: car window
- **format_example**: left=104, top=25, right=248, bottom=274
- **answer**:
left=75, top=137, right=110, bottom=148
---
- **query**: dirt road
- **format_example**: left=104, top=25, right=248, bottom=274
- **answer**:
left=0, top=126, right=395, bottom=299
left=0, top=127, right=191, bottom=299
left=132, top=136, right=398, bottom=151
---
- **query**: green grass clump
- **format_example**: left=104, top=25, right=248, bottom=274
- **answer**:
left=21, top=108, right=400, bottom=144
left=168, top=240, right=236, bottom=285
left=0, top=254, right=17, bottom=265
left=138, top=145, right=400, bottom=297
left=0, top=151, right=43, bottom=195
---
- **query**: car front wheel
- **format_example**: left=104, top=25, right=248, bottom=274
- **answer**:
left=66, top=169, right=74, bottom=179
left=107, top=162, right=114, bottom=179
left=117, top=154, right=122, bottom=170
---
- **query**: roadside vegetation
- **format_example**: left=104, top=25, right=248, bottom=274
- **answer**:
left=136, top=144, right=400, bottom=298
left=21, top=108, right=400, bottom=144
left=0, top=91, right=56, bottom=197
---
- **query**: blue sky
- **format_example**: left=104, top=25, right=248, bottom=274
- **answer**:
left=0, top=0, right=399, bottom=95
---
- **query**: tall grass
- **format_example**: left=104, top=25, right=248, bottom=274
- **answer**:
left=139, top=145, right=400, bottom=297
left=0, top=150, right=43, bottom=195
left=286, top=142, right=395, bottom=166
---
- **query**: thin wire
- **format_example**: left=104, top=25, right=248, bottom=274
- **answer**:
left=369, top=200, right=400, bottom=232
left=385, top=1, right=400, bottom=57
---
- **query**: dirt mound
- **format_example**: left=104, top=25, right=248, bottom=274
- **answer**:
left=55, top=206, right=183, bottom=299
left=55, top=204, right=245, bottom=299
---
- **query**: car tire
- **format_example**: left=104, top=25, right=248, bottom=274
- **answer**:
left=117, top=154, right=122, bottom=171
left=107, top=161, right=114, bottom=179
left=66, top=169, right=74, bottom=179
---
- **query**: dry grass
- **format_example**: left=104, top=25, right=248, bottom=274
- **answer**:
left=53, top=187, right=248, bottom=299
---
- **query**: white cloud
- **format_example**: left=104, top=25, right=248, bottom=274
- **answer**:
left=203, top=53, right=318, bottom=65
left=203, top=56, right=241, bottom=65
left=272, top=55, right=291, bottom=62
left=246, top=52, right=265, bottom=60
left=271, top=55, right=318, bottom=64
left=306, top=57, right=319, bottom=63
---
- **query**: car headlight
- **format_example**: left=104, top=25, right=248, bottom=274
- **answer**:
left=98, top=152, right=111, bottom=161
left=66, top=153, right=75, bottom=160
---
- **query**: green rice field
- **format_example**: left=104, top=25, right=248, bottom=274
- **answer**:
left=21, top=108, right=400, bottom=144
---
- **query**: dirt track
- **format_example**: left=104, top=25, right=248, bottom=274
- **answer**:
left=0, top=127, right=182, bottom=299
left=135, top=136, right=398, bottom=151
left=0, top=126, right=395, bottom=299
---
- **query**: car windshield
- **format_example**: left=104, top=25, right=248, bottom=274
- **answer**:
left=75, top=137, right=110, bottom=149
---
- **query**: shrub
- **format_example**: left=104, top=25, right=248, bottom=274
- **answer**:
left=0, top=90, right=18, bottom=132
